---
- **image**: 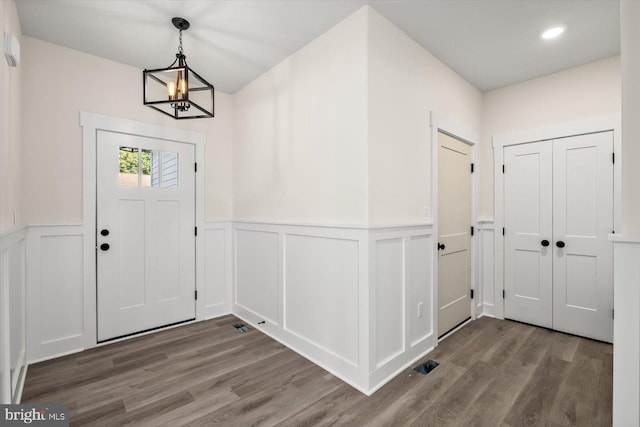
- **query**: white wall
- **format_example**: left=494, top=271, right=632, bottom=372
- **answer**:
left=613, top=1, right=640, bottom=425
left=0, top=0, right=22, bottom=232
left=20, top=37, right=233, bottom=225
left=367, top=8, right=482, bottom=225
left=481, top=56, right=621, bottom=218
left=621, top=1, right=640, bottom=236
left=233, top=7, right=369, bottom=225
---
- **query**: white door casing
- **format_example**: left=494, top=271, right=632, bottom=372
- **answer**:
left=503, top=141, right=553, bottom=328
left=437, top=132, right=472, bottom=336
left=552, top=132, right=613, bottom=342
left=96, top=131, right=196, bottom=341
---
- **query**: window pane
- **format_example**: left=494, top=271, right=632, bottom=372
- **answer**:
left=161, top=151, right=179, bottom=189
left=141, top=149, right=159, bottom=188
left=119, top=146, right=138, bottom=186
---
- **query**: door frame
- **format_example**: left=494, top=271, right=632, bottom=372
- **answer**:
left=430, top=112, right=479, bottom=342
left=80, top=112, right=206, bottom=347
left=493, top=114, right=621, bottom=320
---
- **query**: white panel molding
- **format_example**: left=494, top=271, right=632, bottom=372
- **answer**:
left=284, top=233, right=361, bottom=366
left=234, top=228, right=281, bottom=325
left=201, top=221, right=233, bottom=319
left=232, top=222, right=370, bottom=392
left=430, top=111, right=480, bottom=337
left=26, top=225, right=87, bottom=363
left=492, top=115, right=620, bottom=319
left=0, top=226, right=27, bottom=404
left=477, top=221, right=495, bottom=318
left=367, top=227, right=435, bottom=394
left=612, top=240, right=640, bottom=427
left=232, top=221, right=434, bottom=395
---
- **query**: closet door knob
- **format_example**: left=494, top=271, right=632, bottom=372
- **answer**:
left=438, top=243, right=445, bottom=251
left=100, top=243, right=110, bottom=251
left=556, top=240, right=565, bottom=248
left=541, top=240, right=550, bottom=247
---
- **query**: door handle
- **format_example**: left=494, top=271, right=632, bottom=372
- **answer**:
left=438, top=243, right=445, bottom=251
left=100, top=243, right=110, bottom=251
left=541, top=240, right=550, bottom=247
left=100, top=229, right=110, bottom=236
left=556, top=240, right=565, bottom=248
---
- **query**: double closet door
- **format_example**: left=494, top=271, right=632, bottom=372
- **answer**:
left=503, top=131, right=613, bottom=343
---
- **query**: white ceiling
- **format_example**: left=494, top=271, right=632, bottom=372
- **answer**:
left=15, top=0, right=620, bottom=94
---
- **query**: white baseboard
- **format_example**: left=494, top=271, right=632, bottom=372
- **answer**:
left=480, top=303, right=496, bottom=318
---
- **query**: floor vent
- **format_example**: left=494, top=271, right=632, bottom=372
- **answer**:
left=232, top=323, right=249, bottom=333
left=414, top=359, right=439, bottom=375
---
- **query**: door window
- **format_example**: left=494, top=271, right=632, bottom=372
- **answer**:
left=119, top=145, right=179, bottom=188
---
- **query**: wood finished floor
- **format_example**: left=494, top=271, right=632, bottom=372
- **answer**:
left=22, top=316, right=612, bottom=426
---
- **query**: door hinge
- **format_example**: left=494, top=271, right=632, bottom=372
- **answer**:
left=194, top=226, right=198, bottom=236
left=195, top=290, right=198, bottom=300
left=502, top=290, right=505, bottom=299
left=471, top=163, right=475, bottom=173
left=502, top=164, right=505, bottom=174
left=612, top=308, right=614, bottom=319
left=470, top=226, right=474, bottom=236
left=612, top=153, right=615, bottom=164
left=502, top=227, right=505, bottom=236
left=470, top=289, right=474, bottom=299
left=195, top=162, right=198, bottom=172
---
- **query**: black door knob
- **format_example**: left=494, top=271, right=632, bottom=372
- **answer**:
left=541, top=240, right=550, bottom=247
left=100, top=229, right=110, bottom=236
left=100, top=243, right=110, bottom=251
left=438, top=243, right=445, bottom=251
left=556, top=240, right=565, bottom=248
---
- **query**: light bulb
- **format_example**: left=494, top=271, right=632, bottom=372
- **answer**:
left=180, top=78, right=187, bottom=96
left=167, top=81, right=176, bottom=99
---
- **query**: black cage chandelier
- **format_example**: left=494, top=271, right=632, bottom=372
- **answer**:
left=143, top=17, right=214, bottom=119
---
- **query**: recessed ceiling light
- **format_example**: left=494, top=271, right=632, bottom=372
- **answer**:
left=541, top=26, right=565, bottom=40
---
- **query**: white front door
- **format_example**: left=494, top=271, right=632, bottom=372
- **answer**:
left=97, top=130, right=196, bottom=342
left=552, top=132, right=613, bottom=342
left=504, top=141, right=554, bottom=328
left=438, top=132, right=472, bottom=337
left=503, top=132, right=613, bottom=342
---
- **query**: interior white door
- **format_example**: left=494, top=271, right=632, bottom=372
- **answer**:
left=97, top=130, right=196, bottom=342
left=438, top=132, right=472, bottom=337
left=552, top=132, right=613, bottom=342
left=503, top=141, right=553, bottom=328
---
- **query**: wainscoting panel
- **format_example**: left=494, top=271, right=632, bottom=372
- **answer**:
left=373, top=238, right=404, bottom=368
left=284, top=234, right=360, bottom=366
left=478, top=221, right=496, bottom=317
left=27, top=226, right=86, bottom=363
left=202, top=222, right=232, bottom=319
left=234, top=228, right=280, bottom=325
left=1, top=227, right=27, bottom=404
left=612, top=238, right=640, bottom=426
left=408, top=235, right=433, bottom=345
left=368, top=226, right=435, bottom=393
left=232, top=222, right=370, bottom=392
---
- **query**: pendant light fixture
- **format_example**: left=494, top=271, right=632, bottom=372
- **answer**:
left=143, top=17, right=214, bottom=119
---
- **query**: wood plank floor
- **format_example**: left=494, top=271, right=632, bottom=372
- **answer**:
left=22, top=316, right=612, bottom=426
